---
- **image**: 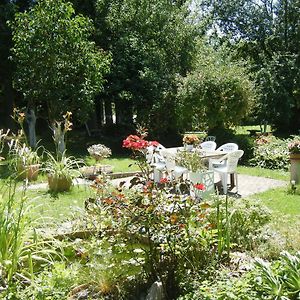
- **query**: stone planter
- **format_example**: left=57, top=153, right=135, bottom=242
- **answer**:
left=47, top=174, right=72, bottom=192
left=18, top=164, right=40, bottom=181
left=290, top=153, right=300, bottom=184
left=189, top=170, right=214, bottom=199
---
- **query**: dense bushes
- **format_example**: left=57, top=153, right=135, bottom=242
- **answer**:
left=179, top=251, right=300, bottom=300
left=250, top=135, right=300, bottom=170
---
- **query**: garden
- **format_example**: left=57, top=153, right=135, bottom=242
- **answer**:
left=1, top=0, right=300, bottom=299
left=0, top=114, right=300, bottom=299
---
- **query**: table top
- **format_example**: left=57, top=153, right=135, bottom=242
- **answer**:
left=161, top=147, right=226, bottom=159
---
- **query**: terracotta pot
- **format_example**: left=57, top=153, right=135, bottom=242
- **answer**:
left=47, top=174, right=72, bottom=192
left=18, top=164, right=40, bottom=181
left=290, top=153, right=300, bottom=184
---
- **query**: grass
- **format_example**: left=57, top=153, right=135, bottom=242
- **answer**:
left=26, top=184, right=92, bottom=224
left=237, top=166, right=289, bottom=181
left=234, top=125, right=272, bottom=135
left=250, top=186, right=300, bottom=217
left=85, top=156, right=138, bottom=173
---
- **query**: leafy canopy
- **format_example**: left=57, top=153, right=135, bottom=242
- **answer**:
left=176, top=42, right=256, bottom=131
left=11, top=0, right=111, bottom=122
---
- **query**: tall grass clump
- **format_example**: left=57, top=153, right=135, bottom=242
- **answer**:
left=0, top=180, right=31, bottom=282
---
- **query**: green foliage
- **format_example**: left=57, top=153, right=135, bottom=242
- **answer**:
left=0, top=181, right=30, bottom=282
left=253, top=251, right=300, bottom=299
left=176, top=42, right=256, bottom=131
left=94, top=0, right=196, bottom=136
left=11, top=0, right=110, bottom=122
left=208, top=198, right=271, bottom=251
left=178, top=270, right=257, bottom=300
left=250, top=135, right=300, bottom=170
left=179, top=251, right=300, bottom=300
left=198, top=0, right=300, bottom=132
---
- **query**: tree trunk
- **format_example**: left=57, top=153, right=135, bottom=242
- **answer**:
left=26, top=108, right=37, bottom=148
left=104, top=99, right=113, bottom=125
left=95, top=95, right=104, bottom=126
left=115, top=100, right=133, bottom=125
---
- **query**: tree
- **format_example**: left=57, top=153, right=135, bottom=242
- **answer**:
left=196, top=0, right=300, bottom=132
left=93, top=0, right=197, bottom=137
left=11, top=0, right=110, bottom=145
left=176, top=42, right=256, bottom=131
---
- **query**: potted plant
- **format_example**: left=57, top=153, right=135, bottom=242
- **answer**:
left=288, top=139, right=300, bottom=184
left=8, top=139, right=41, bottom=181
left=84, top=144, right=113, bottom=177
left=182, top=134, right=200, bottom=151
left=44, top=151, right=83, bottom=192
left=176, top=151, right=214, bottom=199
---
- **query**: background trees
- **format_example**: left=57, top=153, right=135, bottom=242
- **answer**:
left=197, top=0, right=300, bottom=133
left=176, top=42, right=255, bottom=132
left=1, top=0, right=298, bottom=141
left=11, top=0, right=110, bottom=125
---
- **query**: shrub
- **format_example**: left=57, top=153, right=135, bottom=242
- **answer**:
left=249, top=135, right=300, bottom=170
left=207, top=197, right=271, bottom=251
left=179, top=251, right=300, bottom=300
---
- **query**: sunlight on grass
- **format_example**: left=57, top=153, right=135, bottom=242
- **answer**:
left=26, top=184, right=92, bottom=223
left=251, top=187, right=300, bottom=216
left=238, top=166, right=289, bottom=181
left=234, top=125, right=272, bottom=135
left=85, top=156, right=138, bottom=173
left=251, top=186, right=300, bottom=251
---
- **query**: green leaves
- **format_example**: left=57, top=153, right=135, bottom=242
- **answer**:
left=11, top=0, right=111, bottom=123
left=176, top=42, right=256, bottom=131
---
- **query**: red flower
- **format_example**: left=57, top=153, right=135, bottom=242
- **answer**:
left=122, top=135, right=149, bottom=150
left=159, top=177, right=169, bottom=184
left=194, top=183, right=206, bottom=191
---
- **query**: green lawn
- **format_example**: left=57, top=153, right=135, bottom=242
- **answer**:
left=237, top=166, right=289, bottom=181
left=234, top=125, right=272, bottom=135
left=250, top=187, right=300, bottom=217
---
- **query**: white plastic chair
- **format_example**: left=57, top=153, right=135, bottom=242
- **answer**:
left=200, top=141, right=217, bottom=152
left=209, top=143, right=239, bottom=170
left=212, top=150, right=244, bottom=194
left=217, top=143, right=238, bottom=153
left=205, top=136, right=216, bottom=142
left=146, top=144, right=166, bottom=182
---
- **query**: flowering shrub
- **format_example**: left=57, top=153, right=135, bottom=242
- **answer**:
left=87, top=177, right=219, bottom=298
left=182, top=134, right=200, bottom=145
left=250, top=135, right=290, bottom=170
left=288, top=140, right=300, bottom=154
left=122, top=134, right=159, bottom=151
left=87, top=144, right=112, bottom=161
left=122, top=130, right=159, bottom=180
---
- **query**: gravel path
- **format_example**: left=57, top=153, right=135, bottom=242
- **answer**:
left=24, top=173, right=287, bottom=198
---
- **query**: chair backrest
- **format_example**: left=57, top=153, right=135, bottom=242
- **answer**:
left=200, top=141, right=217, bottom=152
left=146, top=144, right=166, bottom=163
left=161, top=150, right=176, bottom=171
left=225, top=150, right=244, bottom=173
left=217, top=143, right=238, bottom=153
left=205, top=136, right=216, bottom=142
